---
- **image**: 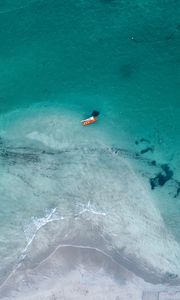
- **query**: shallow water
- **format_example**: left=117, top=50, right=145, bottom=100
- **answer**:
left=0, top=0, right=180, bottom=289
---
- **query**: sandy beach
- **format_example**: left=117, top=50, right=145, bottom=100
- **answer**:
left=1, top=243, right=180, bottom=300
left=1, top=137, right=180, bottom=299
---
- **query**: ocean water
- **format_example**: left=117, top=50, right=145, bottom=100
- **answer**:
left=0, top=0, right=180, bottom=288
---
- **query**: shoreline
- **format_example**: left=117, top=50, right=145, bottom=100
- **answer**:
left=1, top=144, right=180, bottom=295
left=0, top=109, right=180, bottom=297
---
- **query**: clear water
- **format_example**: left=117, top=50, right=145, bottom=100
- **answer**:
left=0, top=0, right=180, bottom=285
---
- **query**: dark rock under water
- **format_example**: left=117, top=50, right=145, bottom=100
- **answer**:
left=150, top=164, right=174, bottom=190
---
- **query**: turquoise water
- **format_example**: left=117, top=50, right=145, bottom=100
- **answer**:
left=0, top=0, right=180, bottom=286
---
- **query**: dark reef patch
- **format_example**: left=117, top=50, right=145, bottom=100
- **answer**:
left=114, top=141, right=178, bottom=196
left=150, top=164, right=174, bottom=190
left=135, top=138, right=154, bottom=155
left=140, top=146, right=154, bottom=154
left=0, top=138, right=179, bottom=201
left=150, top=160, right=157, bottom=166
left=135, top=138, right=151, bottom=145
left=174, top=182, right=180, bottom=198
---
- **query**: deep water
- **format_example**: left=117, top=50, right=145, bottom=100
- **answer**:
left=0, top=0, right=180, bottom=285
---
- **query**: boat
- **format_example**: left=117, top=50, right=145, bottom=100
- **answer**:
left=81, top=116, right=97, bottom=126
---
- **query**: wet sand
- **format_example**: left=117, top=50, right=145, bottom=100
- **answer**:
left=1, top=246, right=180, bottom=300
left=1, top=239, right=180, bottom=300
left=0, top=244, right=158, bottom=300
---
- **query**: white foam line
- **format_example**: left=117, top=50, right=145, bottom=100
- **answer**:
left=78, top=208, right=106, bottom=216
left=77, top=201, right=107, bottom=217
left=22, top=208, right=58, bottom=254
